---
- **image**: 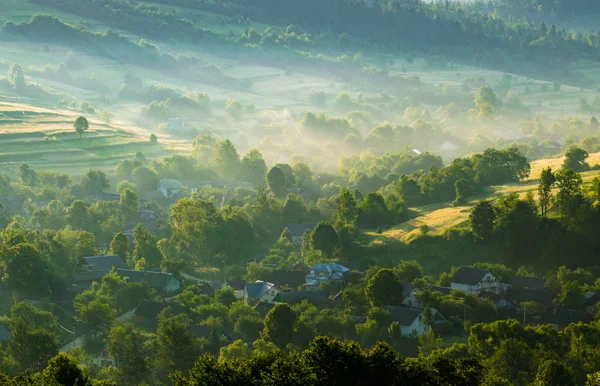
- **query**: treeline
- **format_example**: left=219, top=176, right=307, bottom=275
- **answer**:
left=473, top=0, right=600, bottom=20
left=3, top=15, right=249, bottom=90
left=396, top=146, right=530, bottom=206
left=145, top=0, right=598, bottom=84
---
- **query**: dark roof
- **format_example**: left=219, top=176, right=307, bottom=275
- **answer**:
left=134, top=300, right=189, bottom=320
left=286, top=223, right=317, bottom=237
left=271, top=271, right=306, bottom=288
left=310, top=263, right=350, bottom=274
left=254, top=302, right=276, bottom=317
left=540, top=307, right=593, bottom=326
left=282, top=290, right=342, bottom=311
left=510, top=276, right=545, bottom=289
left=451, top=267, right=492, bottom=286
left=384, top=306, right=424, bottom=326
left=509, top=288, right=554, bottom=306
left=226, top=279, right=246, bottom=291
left=72, top=269, right=109, bottom=283
left=117, top=269, right=177, bottom=289
left=83, top=255, right=126, bottom=271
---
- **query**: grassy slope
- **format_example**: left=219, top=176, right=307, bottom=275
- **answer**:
left=0, top=101, right=175, bottom=177
left=361, top=152, right=600, bottom=275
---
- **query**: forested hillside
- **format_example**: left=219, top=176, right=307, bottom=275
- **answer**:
left=2, top=0, right=600, bottom=384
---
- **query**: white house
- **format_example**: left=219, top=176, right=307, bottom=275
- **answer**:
left=158, top=179, right=183, bottom=200
left=450, top=267, right=506, bottom=295
left=304, top=263, right=350, bottom=289
left=244, top=281, right=281, bottom=306
left=385, top=306, right=447, bottom=336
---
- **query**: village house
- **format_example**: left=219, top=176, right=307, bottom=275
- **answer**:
left=303, top=263, right=350, bottom=289
left=244, top=281, right=281, bottom=306
left=158, top=179, right=183, bottom=200
left=384, top=306, right=447, bottom=336
left=450, top=266, right=506, bottom=295
left=286, top=223, right=317, bottom=245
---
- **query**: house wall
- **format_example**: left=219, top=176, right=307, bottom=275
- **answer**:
left=450, top=282, right=473, bottom=293
left=259, top=288, right=281, bottom=304
left=402, top=289, right=420, bottom=307
left=451, top=272, right=505, bottom=295
left=399, top=315, right=428, bottom=336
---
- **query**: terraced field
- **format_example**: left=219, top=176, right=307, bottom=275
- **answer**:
left=0, top=101, right=175, bottom=177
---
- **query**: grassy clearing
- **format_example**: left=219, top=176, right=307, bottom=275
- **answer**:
left=0, top=101, right=174, bottom=177
left=367, top=151, right=600, bottom=251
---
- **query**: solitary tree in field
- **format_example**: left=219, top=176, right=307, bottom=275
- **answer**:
left=74, top=116, right=89, bottom=139
left=563, top=147, right=589, bottom=172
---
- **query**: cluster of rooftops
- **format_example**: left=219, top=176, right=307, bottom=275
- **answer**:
left=69, top=255, right=595, bottom=333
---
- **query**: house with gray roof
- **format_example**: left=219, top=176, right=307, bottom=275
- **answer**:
left=158, top=179, right=183, bottom=200
left=244, top=281, right=281, bottom=306
left=451, top=266, right=506, bottom=295
left=83, top=255, right=126, bottom=271
left=286, top=223, right=317, bottom=245
left=304, top=263, right=350, bottom=289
